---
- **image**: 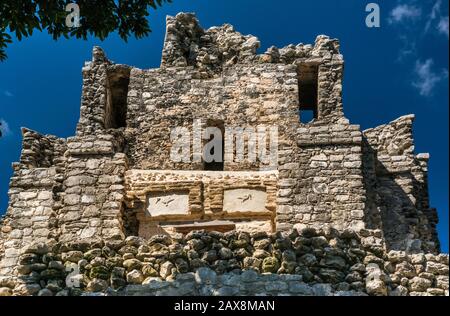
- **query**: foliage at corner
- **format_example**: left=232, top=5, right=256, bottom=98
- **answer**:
left=0, top=0, right=172, bottom=61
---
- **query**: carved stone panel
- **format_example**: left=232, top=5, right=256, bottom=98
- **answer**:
left=223, top=188, right=267, bottom=213
left=146, top=191, right=189, bottom=217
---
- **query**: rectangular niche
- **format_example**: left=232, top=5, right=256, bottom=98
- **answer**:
left=223, top=188, right=267, bottom=213
left=297, top=63, right=319, bottom=123
left=105, top=66, right=130, bottom=129
left=146, top=191, right=189, bottom=217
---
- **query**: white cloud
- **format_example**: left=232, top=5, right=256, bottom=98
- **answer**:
left=425, top=0, right=442, bottom=32
left=423, top=0, right=448, bottom=38
left=389, top=4, right=422, bottom=24
left=0, top=119, right=12, bottom=137
left=437, top=16, right=449, bottom=37
left=389, top=2, right=448, bottom=96
left=412, top=59, right=448, bottom=96
left=3, top=90, right=13, bottom=97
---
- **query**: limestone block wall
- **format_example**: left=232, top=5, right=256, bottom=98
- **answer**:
left=0, top=168, right=60, bottom=276
left=64, top=13, right=362, bottom=236
left=59, top=134, right=127, bottom=243
left=363, top=115, right=439, bottom=253
left=76, top=47, right=110, bottom=136
left=0, top=129, right=66, bottom=276
left=120, top=271, right=356, bottom=296
left=0, top=130, right=128, bottom=278
left=261, top=35, right=344, bottom=120
left=0, top=218, right=4, bottom=263
left=1, top=228, right=447, bottom=296
left=84, top=13, right=344, bottom=172
left=76, top=47, right=131, bottom=137
left=125, top=63, right=298, bottom=170
left=160, top=13, right=344, bottom=119
left=19, top=128, right=66, bottom=168
left=276, top=120, right=366, bottom=232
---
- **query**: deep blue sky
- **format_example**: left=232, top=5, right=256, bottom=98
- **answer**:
left=0, top=0, right=448, bottom=252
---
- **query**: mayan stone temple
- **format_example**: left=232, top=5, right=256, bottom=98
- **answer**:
left=0, top=13, right=448, bottom=296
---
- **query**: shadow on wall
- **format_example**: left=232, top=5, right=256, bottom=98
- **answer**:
left=362, top=139, right=439, bottom=253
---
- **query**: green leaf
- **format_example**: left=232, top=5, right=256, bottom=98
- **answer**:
left=0, top=0, right=170, bottom=61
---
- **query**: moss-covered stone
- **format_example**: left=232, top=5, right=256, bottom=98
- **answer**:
left=89, top=265, right=110, bottom=280
left=142, top=264, right=159, bottom=277
left=262, top=257, right=280, bottom=273
left=230, top=239, right=248, bottom=249
left=123, top=258, right=142, bottom=271
left=175, top=258, right=189, bottom=273
left=111, top=277, right=127, bottom=289
left=40, top=269, right=62, bottom=280
left=84, top=248, right=102, bottom=261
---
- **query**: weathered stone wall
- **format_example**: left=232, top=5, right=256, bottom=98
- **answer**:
left=161, top=14, right=260, bottom=74
left=0, top=216, right=9, bottom=273
left=75, top=47, right=131, bottom=136
left=0, top=129, right=66, bottom=276
left=59, top=134, right=127, bottom=243
left=277, top=119, right=366, bottom=233
left=0, top=168, right=60, bottom=276
left=18, top=128, right=66, bottom=169
left=0, top=132, right=128, bottom=276
left=0, top=228, right=447, bottom=296
left=363, top=115, right=439, bottom=253
left=125, top=63, right=297, bottom=171
left=118, top=13, right=344, bottom=172
left=0, top=12, right=445, bottom=296
left=75, top=47, right=110, bottom=136
left=261, top=35, right=344, bottom=120
left=159, top=13, right=344, bottom=120
left=120, top=13, right=365, bottom=238
left=118, top=270, right=366, bottom=296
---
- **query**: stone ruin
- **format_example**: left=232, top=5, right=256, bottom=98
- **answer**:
left=0, top=13, right=447, bottom=296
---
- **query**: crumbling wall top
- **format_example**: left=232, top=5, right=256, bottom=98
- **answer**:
left=160, top=12, right=343, bottom=74
left=16, top=128, right=66, bottom=170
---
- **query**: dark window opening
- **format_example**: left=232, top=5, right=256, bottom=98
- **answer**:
left=298, top=64, right=319, bottom=123
left=105, top=66, right=130, bottom=129
left=204, top=119, right=225, bottom=171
